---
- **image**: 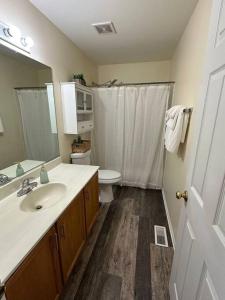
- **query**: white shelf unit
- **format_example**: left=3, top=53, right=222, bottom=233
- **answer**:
left=60, top=82, right=94, bottom=134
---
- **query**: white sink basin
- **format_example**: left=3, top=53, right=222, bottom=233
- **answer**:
left=20, top=183, right=66, bottom=212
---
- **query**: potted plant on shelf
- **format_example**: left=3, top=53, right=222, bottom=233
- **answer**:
left=73, top=73, right=86, bottom=86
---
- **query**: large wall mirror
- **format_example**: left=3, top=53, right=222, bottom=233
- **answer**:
left=0, top=44, right=59, bottom=184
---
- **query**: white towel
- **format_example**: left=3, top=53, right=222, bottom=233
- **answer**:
left=166, top=118, right=176, bottom=130
left=165, top=105, right=181, bottom=130
left=165, top=105, right=188, bottom=153
left=165, top=105, right=181, bottom=121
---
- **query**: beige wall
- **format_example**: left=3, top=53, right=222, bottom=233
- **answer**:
left=98, top=60, right=171, bottom=84
left=163, top=0, right=212, bottom=239
left=0, top=0, right=97, bottom=162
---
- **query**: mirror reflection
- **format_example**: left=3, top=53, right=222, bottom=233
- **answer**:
left=0, top=45, right=59, bottom=184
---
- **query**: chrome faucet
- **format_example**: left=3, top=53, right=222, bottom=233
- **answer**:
left=0, top=174, right=12, bottom=186
left=17, top=177, right=38, bottom=197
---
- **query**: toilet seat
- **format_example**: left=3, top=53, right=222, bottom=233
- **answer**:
left=98, top=170, right=121, bottom=184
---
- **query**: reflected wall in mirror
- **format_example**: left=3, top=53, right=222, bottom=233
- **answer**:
left=0, top=45, right=59, bottom=184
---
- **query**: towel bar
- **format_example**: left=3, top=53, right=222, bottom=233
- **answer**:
left=183, top=108, right=193, bottom=113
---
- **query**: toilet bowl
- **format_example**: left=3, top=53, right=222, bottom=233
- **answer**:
left=98, top=170, right=121, bottom=203
left=70, top=152, right=121, bottom=203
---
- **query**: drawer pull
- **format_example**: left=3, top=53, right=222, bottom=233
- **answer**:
left=50, top=232, right=59, bottom=252
left=54, top=232, right=59, bottom=252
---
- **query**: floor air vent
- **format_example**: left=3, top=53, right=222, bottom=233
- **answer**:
left=154, top=225, right=168, bottom=247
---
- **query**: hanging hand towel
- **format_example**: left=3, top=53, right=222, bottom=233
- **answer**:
left=181, top=112, right=189, bottom=143
left=165, top=105, right=181, bottom=130
left=165, top=105, right=186, bottom=153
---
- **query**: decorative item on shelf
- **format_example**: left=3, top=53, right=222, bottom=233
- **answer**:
left=73, top=73, right=86, bottom=86
left=72, top=136, right=91, bottom=153
left=91, top=79, right=118, bottom=87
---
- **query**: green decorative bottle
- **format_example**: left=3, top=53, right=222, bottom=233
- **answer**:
left=16, top=162, right=24, bottom=177
left=40, top=165, right=49, bottom=184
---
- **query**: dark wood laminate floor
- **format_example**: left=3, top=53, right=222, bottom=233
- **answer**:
left=61, top=186, right=173, bottom=300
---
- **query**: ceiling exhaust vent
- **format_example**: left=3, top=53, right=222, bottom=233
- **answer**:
left=92, top=21, right=116, bottom=34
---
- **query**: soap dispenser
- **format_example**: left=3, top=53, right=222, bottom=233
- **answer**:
left=40, top=165, right=49, bottom=184
left=16, top=162, right=24, bottom=177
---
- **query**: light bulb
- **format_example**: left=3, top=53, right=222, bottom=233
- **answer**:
left=25, top=36, right=34, bottom=48
left=20, top=37, right=26, bottom=47
left=20, top=36, right=34, bottom=48
left=4, top=25, right=21, bottom=39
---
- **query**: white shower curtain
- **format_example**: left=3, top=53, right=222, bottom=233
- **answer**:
left=93, top=85, right=170, bottom=189
left=16, top=89, right=59, bottom=162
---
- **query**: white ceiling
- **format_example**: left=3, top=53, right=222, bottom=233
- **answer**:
left=30, top=0, right=198, bottom=65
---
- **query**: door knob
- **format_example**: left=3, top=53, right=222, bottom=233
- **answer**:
left=176, top=190, right=188, bottom=202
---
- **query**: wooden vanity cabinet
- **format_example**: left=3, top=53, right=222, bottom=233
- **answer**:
left=84, top=173, right=99, bottom=235
left=5, top=227, right=62, bottom=300
left=56, top=190, right=86, bottom=282
left=5, top=172, right=99, bottom=300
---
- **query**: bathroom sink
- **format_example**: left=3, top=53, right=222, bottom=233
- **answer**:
left=20, top=183, right=66, bottom=212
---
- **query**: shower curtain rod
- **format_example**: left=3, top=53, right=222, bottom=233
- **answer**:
left=14, top=86, right=46, bottom=90
left=90, top=81, right=175, bottom=88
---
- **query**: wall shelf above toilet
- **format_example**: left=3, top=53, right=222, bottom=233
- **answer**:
left=60, top=82, right=94, bottom=134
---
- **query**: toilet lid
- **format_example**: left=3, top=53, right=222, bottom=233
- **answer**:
left=98, top=170, right=121, bottom=181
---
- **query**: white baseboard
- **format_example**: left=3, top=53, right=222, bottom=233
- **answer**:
left=162, top=188, right=176, bottom=249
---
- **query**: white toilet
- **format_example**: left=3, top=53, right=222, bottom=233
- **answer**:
left=71, top=151, right=121, bottom=203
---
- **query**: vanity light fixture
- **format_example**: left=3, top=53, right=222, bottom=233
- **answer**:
left=0, top=21, right=34, bottom=53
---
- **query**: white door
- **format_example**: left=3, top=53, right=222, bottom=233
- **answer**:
left=170, top=1, right=225, bottom=299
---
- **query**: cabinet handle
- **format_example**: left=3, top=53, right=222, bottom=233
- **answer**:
left=50, top=232, right=59, bottom=252
left=54, top=232, right=59, bottom=252
left=59, top=224, right=65, bottom=239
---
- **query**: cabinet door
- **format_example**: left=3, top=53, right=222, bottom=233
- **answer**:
left=85, top=93, right=93, bottom=111
left=76, top=90, right=85, bottom=111
left=57, top=191, right=86, bottom=282
left=84, top=172, right=99, bottom=235
left=5, top=227, right=62, bottom=300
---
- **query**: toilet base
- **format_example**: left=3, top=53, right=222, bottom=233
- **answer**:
left=99, top=184, right=114, bottom=203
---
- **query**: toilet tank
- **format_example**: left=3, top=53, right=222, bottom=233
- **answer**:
left=71, top=150, right=91, bottom=165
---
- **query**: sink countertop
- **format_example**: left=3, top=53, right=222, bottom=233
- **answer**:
left=0, top=163, right=99, bottom=284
